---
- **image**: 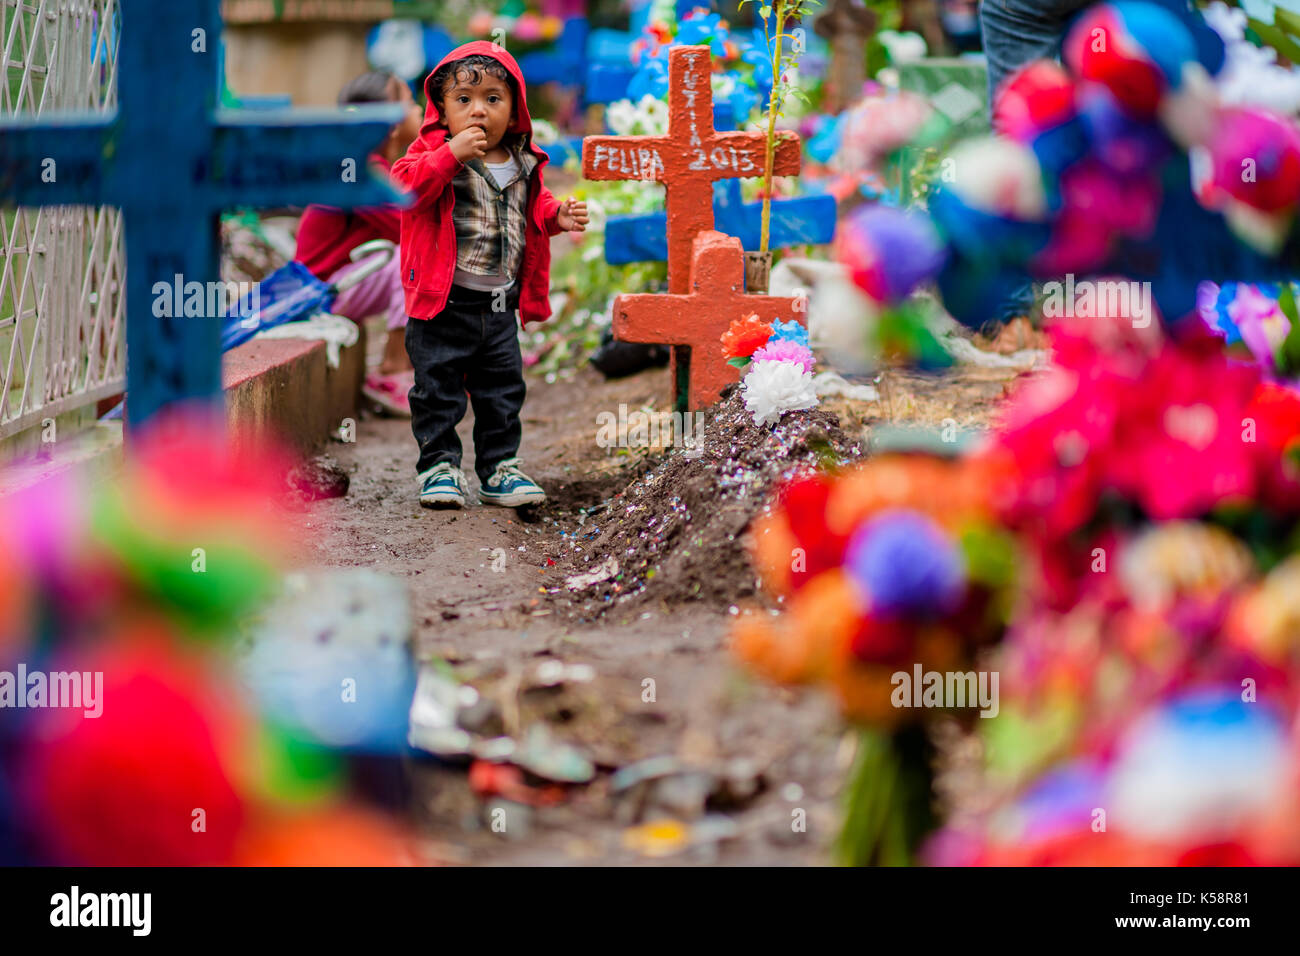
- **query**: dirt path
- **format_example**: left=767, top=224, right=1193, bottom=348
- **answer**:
left=287, top=360, right=1023, bottom=865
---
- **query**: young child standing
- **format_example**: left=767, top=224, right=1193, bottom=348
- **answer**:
left=392, top=42, right=588, bottom=509
left=295, top=71, right=423, bottom=416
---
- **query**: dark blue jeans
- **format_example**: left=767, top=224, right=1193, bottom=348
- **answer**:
left=979, top=0, right=1095, bottom=317
left=405, top=285, right=524, bottom=483
left=980, top=0, right=1094, bottom=105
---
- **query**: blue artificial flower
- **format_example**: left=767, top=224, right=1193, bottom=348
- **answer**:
left=806, top=113, right=844, bottom=165
left=741, top=46, right=773, bottom=96
left=845, top=509, right=966, bottom=616
left=727, top=81, right=759, bottom=126
left=770, top=318, right=809, bottom=349
left=676, top=11, right=728, bottom=57
left=627, top=53, right=669, bottom=102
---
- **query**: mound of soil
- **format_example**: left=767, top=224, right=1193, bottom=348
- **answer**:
left=544, top=388, right=863, bottom=619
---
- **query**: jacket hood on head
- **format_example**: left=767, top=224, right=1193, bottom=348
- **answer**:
left=418, top=41, right=548, bottom=167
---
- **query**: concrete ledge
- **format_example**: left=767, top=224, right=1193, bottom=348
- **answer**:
left=223, top=323, right=365, bottom=455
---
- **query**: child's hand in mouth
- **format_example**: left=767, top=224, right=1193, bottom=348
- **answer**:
left=449, top=126, right=488, bottom=162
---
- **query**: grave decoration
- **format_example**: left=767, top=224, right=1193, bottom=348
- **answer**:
left=727, top=2, right=1300, bottom=864
left=835, top=204, right=952, bottom=369
left=596, top=12, right=836, bottom=270
left=610, top=230, right=804, bottom=409
left=626, top=4, right=774, bottom=125
left=0, top=0, right=402, bottom=427
left=732, top=279, right=1300, bottom=866
left=1203, top=0, right=1300, bottom=116
left=926, top=325, right=1300, bottom=866
left=585, top=46, right=810, bottom=409
left=584, top=46, right=801, bottom=290
left=1196, top=279, right=1300, bottom=381
left=721, top=314, right=818, bottom=425
left=873, top=2, right=1300, bottom=330
left=0, top=414, right=417, bottom=865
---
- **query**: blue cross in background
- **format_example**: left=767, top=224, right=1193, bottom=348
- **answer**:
left=0, top=0, right=401, bottom=428
left=603, top=179, right=838, bottom=265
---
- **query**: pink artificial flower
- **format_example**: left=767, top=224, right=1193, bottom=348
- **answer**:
left=1032, top=160, right=1161, bottom=275
left=989, top=323, right=1264, bottom=536
left=751, top=339, right=815, bottom=373
left=1227, top=284, right=1290, bottom=369
left=1107, top=338, right=1261, bottom=519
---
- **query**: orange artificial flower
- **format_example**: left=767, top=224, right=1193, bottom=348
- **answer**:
left=720, top=312, right=773, bottom=360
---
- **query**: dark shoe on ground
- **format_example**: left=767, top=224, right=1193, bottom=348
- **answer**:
left=418, top=462, right=467, bottom=509
left=478, top=457, right=546, bottom=507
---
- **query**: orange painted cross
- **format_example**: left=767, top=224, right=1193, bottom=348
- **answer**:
left=583, top=44, right=802, bottom=408
left=612, top=230, right=804, bottom=410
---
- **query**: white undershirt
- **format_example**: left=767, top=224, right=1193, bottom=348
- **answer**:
left=453, top=155, right=523, bottom=292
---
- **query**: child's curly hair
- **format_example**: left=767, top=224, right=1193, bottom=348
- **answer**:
left=428, top=54, right=518, bottom=114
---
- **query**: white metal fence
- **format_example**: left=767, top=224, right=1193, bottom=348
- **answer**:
left=1, top=0, right=123, bottom=440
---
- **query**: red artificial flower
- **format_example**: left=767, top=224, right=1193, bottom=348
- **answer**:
left=21, top=631, right=250, bottom=865
left=993, top=60, right=1076, bottom=141
left=778, top=471, right=849, bottom=589
left=720, top=312, right=773, bottom=361
left=848, top=613, right=913, bottom=664
left=1243, top=380, right=1300, bottom=513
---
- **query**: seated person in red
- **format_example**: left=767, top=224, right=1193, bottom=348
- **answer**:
left=295, top=70, right=422, bottom=415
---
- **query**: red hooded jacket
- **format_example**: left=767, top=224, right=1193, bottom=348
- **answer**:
left=391, top=42, right=563, bottom=326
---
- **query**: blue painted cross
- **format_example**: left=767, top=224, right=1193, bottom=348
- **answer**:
left=0, top=0, right=401, bottom=428
left=603, top=178, right=837, bottom=264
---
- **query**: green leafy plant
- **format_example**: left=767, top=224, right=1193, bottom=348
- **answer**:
left=741, top=0, right=823, bottom=253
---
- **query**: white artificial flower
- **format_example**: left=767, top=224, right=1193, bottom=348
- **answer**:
left=1202, top=1, right=1246, bottom=42
left=876, top=30, right=928, bottom=65
left=945, top=136, right=1048, bottom=220
left=584, top=196, right=608, bottom=233
left=1204, top=0, right=1300, bottom=115
left=606, top=99, right=637, bottom=135
left=807, top=273, right=879, bottom=374
left=633, top=94, right=668, bottom=135
left=530, top=117, right=559, bottom=144
left=741, top=359, right=818, bottom=426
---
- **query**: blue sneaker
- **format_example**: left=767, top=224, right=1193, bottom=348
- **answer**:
left=418, top=463, right=467, bottom=509
left=479, top=457, right=546, bottom=507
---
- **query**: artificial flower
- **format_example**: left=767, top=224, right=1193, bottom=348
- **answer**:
left=769, top=318, right=809, bottom=349
left=839, top=205, right=946, bottom=304
left=751, top=338, right=814, bottom=373
left=719, top=312, right=773, bottom=361
left=1227, top=283, right=1290, bottom=367
left=844, top=510, right=967, bottom=617
left=740, top=358, right=817, bottom=426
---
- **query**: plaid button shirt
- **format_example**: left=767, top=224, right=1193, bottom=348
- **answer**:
left=450, top=140, right=537, bottom=283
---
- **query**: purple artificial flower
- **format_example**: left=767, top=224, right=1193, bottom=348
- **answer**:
left=844, top=509, right=966, bottom=616
left=840, top=205, right=946, bottom=304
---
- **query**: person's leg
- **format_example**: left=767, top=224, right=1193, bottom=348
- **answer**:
left=379, top=329, right=412, bottom=374
left=404, top=308, right=477, bottom=476
left=464, top=303, right=526, bottom=486
left=980, top=0, right=1094, bottom=109
left=328, top=256, right=413, bottom=373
